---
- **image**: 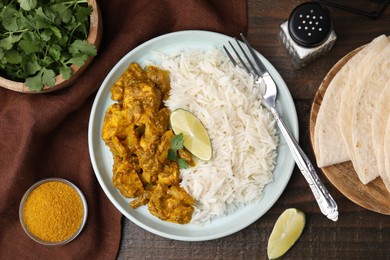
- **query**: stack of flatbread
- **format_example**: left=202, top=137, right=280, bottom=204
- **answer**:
left=314, top=34, right=390, bottom=192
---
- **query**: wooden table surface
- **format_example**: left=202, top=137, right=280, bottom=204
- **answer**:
left=117, top=1, right=390, bottom=259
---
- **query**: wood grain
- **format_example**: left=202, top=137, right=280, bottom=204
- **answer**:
left=309, top=46, right=390, bottom=215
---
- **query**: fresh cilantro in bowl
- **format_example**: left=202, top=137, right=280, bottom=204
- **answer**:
left=0, top=0, right=97, bottom=91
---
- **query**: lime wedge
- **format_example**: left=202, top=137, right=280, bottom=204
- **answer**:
left=267, top=208, right=305, bottom=259
left=170, top=108, right=212, bottom=161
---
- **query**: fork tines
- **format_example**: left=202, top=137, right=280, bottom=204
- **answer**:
left=223, top=34, right=267, bottom=78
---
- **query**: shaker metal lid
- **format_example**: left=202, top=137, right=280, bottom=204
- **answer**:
left=288, top=2, right=333, bottom=48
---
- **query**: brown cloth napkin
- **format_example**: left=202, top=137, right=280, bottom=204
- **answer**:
left=0, top=0, right=247, bottom=258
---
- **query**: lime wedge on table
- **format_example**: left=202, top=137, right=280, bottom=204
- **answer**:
left=170, top=108, right=212, bottom=161
left=267, top=208, right=305, bottom=259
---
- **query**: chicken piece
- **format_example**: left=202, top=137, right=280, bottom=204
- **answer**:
left=156, top=130, right=175, bottom=163
left=102, top=103, right=132, bottom=142
left=108, top=136, right=127, bottom=157
left=139, top=108, right=170, bottom=151
left=137, top=129, right=174, bottom=185
left=167, top=184, right=196, bottom=205
left=146, top=66, right=171, bottom=100
left=136, top=147, right=161, bottom=185
left=155, top=108, right=171, bottom=135
left=157, top=161, right=181, bottom=186
left=148, top=183, right=194, bottom=224
left=112, top=156, right=144, bottom=198
left=123, top=82, right=162, bottom=119
left=102, top=104, right=134, bottom=157
left=126, top=63, right=150, bottom=84
left=111, top=63, right=149, bottom=101
left=110, top=73, right=125, bottom=102
left=111, top=82, right=124, bottom=102
left=129, top=188, right=153, bottom=208
left=102, top=103, right=142, bottom=157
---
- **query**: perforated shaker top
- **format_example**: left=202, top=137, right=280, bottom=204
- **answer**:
left=288, top=2, right=333, bottom=47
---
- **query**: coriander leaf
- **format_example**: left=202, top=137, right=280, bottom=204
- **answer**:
left=50, top=3, right=72, bottom=24
left=42, top=5, right=58, bottom=23
left=59, top=65, right=72, bottom=80
left=74, top=5, right=92, bottom=25
left=26, top=59, right=41, bottom=75
left=0, top=48, right=4, bottom=61
left=5, top=50, right=22, bottom=64
left=25, top=73, right=43, bottom=91
left=22, top=31, right=41, bottom=42
left=167, top=149, right=178, bottom=161
left=48, top=44, right=62, bottom=61
left=21, top=13, right=38, bottom=30
left=57, top=34, right=69, bottom=47
left=40, top=29, right=53, bottom=42
left=33, top=9, right=52, bottom=30
left=69, top=40, right=96, bottom=56
left=34, top=7, right=50, bottom=22
left=19, top=39, right=41, bottom=54
left=0, top=35, right=22, bottom=51
left=66, top=53, right=88, bottom=66
left=177, top=158, right=190, bottom=169
left=42, top=55, right=54, bottom=67
left=72, top=5, right=92, bottom=37
left=167, top=133, right=191, bottom=169
left=74, top=5, right=93, bottom=20
left=50, top=26, right=62, bottom=39
left=1, top=6, right=20, bottom=31
left=41, top=68, right=56, bottom=86
left=170, top=133, right=184, bottom=150
left=18, top=0, right=37, bottom=11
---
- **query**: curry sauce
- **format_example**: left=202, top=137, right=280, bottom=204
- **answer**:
left=102, top=63, right=194, bottom=224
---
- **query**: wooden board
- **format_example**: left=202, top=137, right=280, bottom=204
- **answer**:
left=309, top=46, right=390, bottom=215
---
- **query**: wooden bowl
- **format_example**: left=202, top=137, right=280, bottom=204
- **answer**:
left=0, top=0, right=103, bottom=94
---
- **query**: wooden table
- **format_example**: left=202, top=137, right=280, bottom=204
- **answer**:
left=118, top=1, right=390, bottom=259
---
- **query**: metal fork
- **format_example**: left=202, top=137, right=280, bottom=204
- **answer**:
left=224, top=34, right=338, bottom=221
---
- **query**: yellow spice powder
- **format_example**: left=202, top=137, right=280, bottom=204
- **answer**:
left=23, top=181, right=84, bottom=242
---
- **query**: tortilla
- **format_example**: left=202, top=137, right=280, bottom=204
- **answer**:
left=385, top=116, right=390, bottom=186
left=371, top=84, right=390, bottom=191
left=352, top=45, right=390, bottom=185
left=313, top=35, right=389, bottom=167
left=338, top=35, right=389, bottom=173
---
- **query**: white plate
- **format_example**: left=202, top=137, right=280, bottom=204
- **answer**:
left=88, top=30, right=298, bottom=241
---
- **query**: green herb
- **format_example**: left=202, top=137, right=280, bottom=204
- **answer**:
left=167, top=133, right=189, bottom=169
left=177, top=158, right=189, bottom=169
left=0, top=0, right=97, bottom=91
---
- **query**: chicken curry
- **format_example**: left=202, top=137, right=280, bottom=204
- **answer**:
left=102, top=63, right=195, bottom=224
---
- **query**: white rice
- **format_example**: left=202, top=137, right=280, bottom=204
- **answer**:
left=152, top=48, right=278, bottom=224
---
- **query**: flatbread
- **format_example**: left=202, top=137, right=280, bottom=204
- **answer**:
left=385, top=116, right=390, bottom=185
left=313, top=50, right=363, bottom=167
left=338, top=35, right=389, bottom=172
left=352, top=45, right=390, bottom=184
left=371, top=83, right=390, bottom=191
left=313, top=35, right=389, bottom=167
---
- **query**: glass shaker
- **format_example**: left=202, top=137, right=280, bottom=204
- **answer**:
left=280, top=2, right=337, bottom=68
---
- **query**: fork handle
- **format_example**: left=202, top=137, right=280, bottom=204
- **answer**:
left=268, top=106, right=339, bottom=221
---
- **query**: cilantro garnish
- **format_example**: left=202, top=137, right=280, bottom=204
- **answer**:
left=167, top=133, right=190, bottom=169
left=0, top=0, right=97, bottom=91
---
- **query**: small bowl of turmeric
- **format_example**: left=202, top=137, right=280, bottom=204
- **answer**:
left=19, top=178, right=88, bottom=245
